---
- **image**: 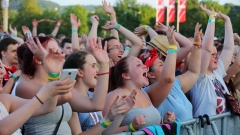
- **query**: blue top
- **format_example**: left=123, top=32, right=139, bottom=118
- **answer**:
left=78, top=92, right=102, bottom=131
left=143, top=78, right=193, bottom=122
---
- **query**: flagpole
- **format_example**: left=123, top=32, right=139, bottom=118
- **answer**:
left=177, top=0, right=180, bottom=32
left=167, top=0, right=169, bottom=26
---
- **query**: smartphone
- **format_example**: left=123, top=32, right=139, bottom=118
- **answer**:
left=60, top=69, right=78, bottom=83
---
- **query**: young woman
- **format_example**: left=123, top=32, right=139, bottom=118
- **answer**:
left=103, top=26, right=178, bottom=133
left=190, top=5, right=234, bottom=117
left=0, top=47, right=75, bottom=135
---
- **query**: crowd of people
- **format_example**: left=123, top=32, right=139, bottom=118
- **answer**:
left=0, top=1, right=239, bottom=135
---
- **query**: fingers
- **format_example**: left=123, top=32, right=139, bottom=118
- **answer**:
left=97, top=38, right=102, bottom=49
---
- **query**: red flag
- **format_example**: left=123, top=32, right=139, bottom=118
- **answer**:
left=156, top=0, right=165, bottom=23
left=168, top=0, right=175, bottom=23
left=179, top=0, right=186, bottom=23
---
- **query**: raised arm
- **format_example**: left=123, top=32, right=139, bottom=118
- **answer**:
left=218, top=12, right=234, bottom=71
left=135, top=25, right=158, bottom=40
left=70, top=38, right=110, bottom=112
left=102, top=0, right=119, bottom=40
left=9, top=24, right=24, bottom=44
left=70, top=13, right=81, bottom=52
left=32, top=19, right=44, bottom=37
left=199, top=4, right=216, bottom=76
left=102, top=21, right=143, bottom=57
left=86, top=15, right=99, bottom=49
left=147, top=26, right=176, bottom=107
left=177, top=23, right=202, bottom=93
left=50, top=20, right=62, bottom=37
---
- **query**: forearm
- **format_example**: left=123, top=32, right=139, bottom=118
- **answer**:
left=2, top=78, right=15, bottom=94
left=148, top=27, right=158, bottom=40
left=223, top=18, right=234, bottom=51
left=87, top=23, right=98, bottom=49
left=187, top=46, right=201, bottom=75
left=69, top=112, right=82, bottom=135
left=102, top=115, right=125, bottom=135
left=50, top=26, right=60, bottom=37
left=72, top=28, right=80, bottom=52
left=92, top=64, right=109, bottom=110
left=32, top=27, right=37, bottom=37
left=0, top=97, right=42, bottom=135
left=12, top=37, right=24, bottom=45
left=110, top=13, right=119, bottom=40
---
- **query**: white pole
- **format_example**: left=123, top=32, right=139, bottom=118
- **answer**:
left=177, top=0, right=180, bottom=32
left=2, top=0, right=9, bottom=32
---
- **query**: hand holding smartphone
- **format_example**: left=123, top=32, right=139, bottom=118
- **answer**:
left=60, top=69, right=78, bottom=83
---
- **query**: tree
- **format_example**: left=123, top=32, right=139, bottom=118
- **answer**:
left=138, top=4, right=156, bottom=27
left=60, top=5, right=89, bottom=37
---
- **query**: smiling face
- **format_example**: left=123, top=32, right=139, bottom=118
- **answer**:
left=127, top=57, right=149, bottom=88
left=150, top=58, right=164, bottom=81
left=81, top=54, right=99, bottom=88
left=208, top=47, right=219, bottom=72
left=107, top=39, right=124, bottom=63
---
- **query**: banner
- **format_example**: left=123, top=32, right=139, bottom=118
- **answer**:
left=168, top=0, right=175, bottom=23
left=179, top=0, right=186, bottom=23
left=156, top=0, right=165, bottom=23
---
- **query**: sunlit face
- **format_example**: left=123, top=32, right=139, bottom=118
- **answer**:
left=108, top=39, right=124, bottom=63
left=61, top=43, right=73, bottom=55
left=151, top=58, right=164, bottom=81
left=208, top=47, right=219, bottom=71
left=82, top=54, right=99, bottom=88
left=127, top=57, right=149, bottom=88
left=0, top=60, right=6, bottom=90
left=3, top=44, right=18, bottom=66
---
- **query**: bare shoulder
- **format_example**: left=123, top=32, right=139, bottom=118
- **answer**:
left=16, top=80, right=42, bottom=99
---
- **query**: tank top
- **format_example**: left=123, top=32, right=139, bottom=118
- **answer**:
left=0, top=101, right=22, bottom=135
left=24, top=103, right=72, bottom=135
left=114, top=90, right=161, bottom=129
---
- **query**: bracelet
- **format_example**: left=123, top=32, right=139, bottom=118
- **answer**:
left=144, top=25, right=150, bottom=32
left=125, top=47, right=131, bottom=51
left=97, top=72, right=109, bottom=76
left=72, top=29, right=78, bottom=33
left=193, top=42, right=201, bottom=45
left=10, top=73, right=18, bottom=79
left=115, top=23, right=121, bottom=30
left=128, top=123, right=136, bottom=132
left=100, top=118, right=111, bottom=128
left=168, top=45, right=177, bottom=50
left=48, top=72, right=61, bottom=81
left=167, top=49, right=178, bottom=54
left=193, top=44, right=202, bottom=48
left=11, top=34, right=17, bottom=38
left=208, top=18, right=215, bottom=23
left=35, top=95, right=44, bottom=104
left=209, top=13, right=216, bottom=18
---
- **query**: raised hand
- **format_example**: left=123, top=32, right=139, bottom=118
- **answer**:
left=32, top=19, right=44, bottom=28
left=102, top=0, right=116, bottom=16
left=55, top=20, right=62, bottom=27
left=166, top=26, right=177, bottom=45
left=88, top=38, right=109, bottom=65
left=102, top=21, right=116, bottom=30
left=21, top=26, right=31, bottom=35
left=70, top=13, right=81, bottom=30
left=163, top=111, right=175, bottom=124
left=43, top=47, right=65, bottom=74
left=37, top=78, right=76, bottom=102
left=132, top=114, right=146, bottom=130
left=90, top=15, right=99, bottom=25
left=9, top=24, right=17, bottom=35
left=216, top=11, right=230, bottom=22
left=194, top=23, right=202, bottom=43
left=134, top=26, right=147, bottom=36
left=26, top=37, right=48, bottom=61
left=234, top=33, right=240, bottom=45
left=199, top=3, right=216, bottom=16
left=154, top=22, right=168, bottom=31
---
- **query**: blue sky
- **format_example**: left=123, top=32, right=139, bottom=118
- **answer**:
left=48, top=0, right=239, bottom=8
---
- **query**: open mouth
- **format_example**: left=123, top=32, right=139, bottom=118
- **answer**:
left=143, top=71, right=148, bottom=78
left=118, top=55, right=122, bottom=59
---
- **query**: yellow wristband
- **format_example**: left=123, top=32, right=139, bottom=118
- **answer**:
left=209, top=13, right=216, bottom=18
left=168, top=45, right=177, bottom=50
left=130, top=123, right=136, bottom=132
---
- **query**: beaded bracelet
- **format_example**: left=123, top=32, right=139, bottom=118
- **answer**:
left=128, top=123, right=136, bottom=132
left=115, top=23, right=121, bottom=30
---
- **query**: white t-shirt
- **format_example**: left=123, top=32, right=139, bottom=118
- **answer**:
left=190, top=59, right=229, bottom=117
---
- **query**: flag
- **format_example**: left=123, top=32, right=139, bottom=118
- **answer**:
left=156, top=0, right=165, bottom=23
left=179, top=0, right=186, bottom=23
left=168, top=0, right=175, bottom=23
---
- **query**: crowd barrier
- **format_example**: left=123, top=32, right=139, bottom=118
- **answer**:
left=113, top=112, right=240, bottom=135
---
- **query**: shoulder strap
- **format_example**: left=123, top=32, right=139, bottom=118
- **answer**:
left=53, top=105, right=64, bottom=135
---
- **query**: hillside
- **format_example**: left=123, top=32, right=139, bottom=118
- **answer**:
left=9, top=0, right=61, bottom=10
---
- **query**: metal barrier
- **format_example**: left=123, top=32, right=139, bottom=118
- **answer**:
left=113, top=112, right=240, bottom=135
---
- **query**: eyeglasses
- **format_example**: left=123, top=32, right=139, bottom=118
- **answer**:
left=108, top=45, right=123, bottom=51
left=212, top=53, right=220, bottom=58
